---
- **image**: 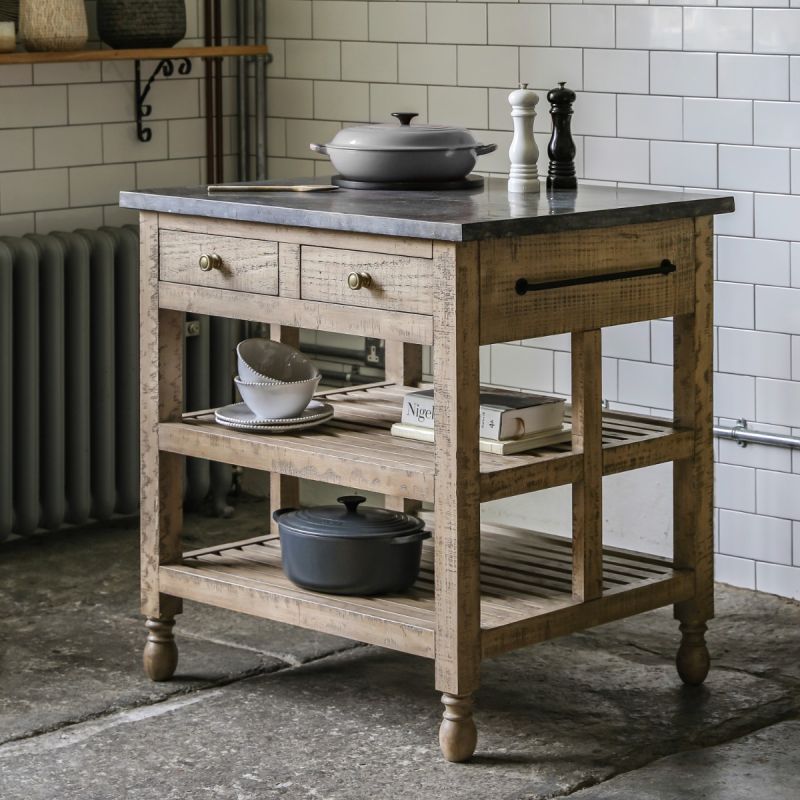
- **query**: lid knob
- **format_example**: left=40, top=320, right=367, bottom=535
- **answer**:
left=338, top=495, right=367, bottom=513
left=391, top=112, right=419, bottom=126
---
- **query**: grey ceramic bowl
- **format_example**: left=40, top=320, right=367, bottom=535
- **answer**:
left=236, top=338, right=320, bottom=384
left=234, top=374, right=320, bottom=420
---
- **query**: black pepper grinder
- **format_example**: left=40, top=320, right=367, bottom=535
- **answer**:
left=546, top=82, right=577, bottom=190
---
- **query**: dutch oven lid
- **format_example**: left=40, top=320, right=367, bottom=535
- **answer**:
left=276, top=495, right=425, bottom=540
left=325, top=112, right=480, bottom=152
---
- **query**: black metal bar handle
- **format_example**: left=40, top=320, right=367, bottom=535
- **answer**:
left=515, top=259, right=677, bottom=296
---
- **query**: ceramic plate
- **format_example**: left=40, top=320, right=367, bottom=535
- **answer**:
left=214, top=401, right=334, bottom=432
left=214, top=414, right=334, bottom=434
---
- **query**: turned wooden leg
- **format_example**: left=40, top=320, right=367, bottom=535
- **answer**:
left=143, top=616, right=179, bottom=681
left=439, top=693, right=477, bottom=762
left=676, top=620, right=710, bottom=686
left=672, top=219, right=714, bottom=690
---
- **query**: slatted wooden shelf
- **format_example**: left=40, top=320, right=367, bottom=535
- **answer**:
left=159, top=382, right=693, bottom=503
left=159, top=522, right=692, bottom=661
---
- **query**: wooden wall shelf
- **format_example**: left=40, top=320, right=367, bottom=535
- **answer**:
left=0, top=44, right=268, bottom=66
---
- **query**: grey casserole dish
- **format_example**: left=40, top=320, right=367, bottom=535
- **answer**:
left=310, top=112, right=496, bottom=183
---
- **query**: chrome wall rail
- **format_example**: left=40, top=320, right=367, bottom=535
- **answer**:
left=714, top=419, right=800, bottom=450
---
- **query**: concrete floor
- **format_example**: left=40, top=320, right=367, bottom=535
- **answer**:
left=1, top=496, right=799, bottom=800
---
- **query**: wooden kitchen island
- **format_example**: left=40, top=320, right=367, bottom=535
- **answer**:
left=121, top=179, right=733, bottom=762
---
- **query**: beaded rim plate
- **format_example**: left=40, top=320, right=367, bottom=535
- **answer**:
left=213, top=400, right=334, bottom=432
left=214, top=415, right=333, bottom=434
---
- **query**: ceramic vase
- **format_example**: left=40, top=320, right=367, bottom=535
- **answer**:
left=19, top=0, right=88, bottom=51
left=0, top=21, right=14, bottom=53
left=97, top=0, right=186, bottom=50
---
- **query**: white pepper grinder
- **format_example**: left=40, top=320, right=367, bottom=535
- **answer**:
left=507, top=83, right=540, bottom=194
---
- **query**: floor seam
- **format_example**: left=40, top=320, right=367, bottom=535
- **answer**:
left=0, top=641, right=369, bottom=750
left=525, top=702, right=800, bottom=800
left=176, top=628, right=365, bottom=666
left=0, top=666, right=273, bottom=749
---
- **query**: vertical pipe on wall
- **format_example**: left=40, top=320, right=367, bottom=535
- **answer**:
left=203, top=0, right=215, bottom=184
left=254, top=0, right=266, bottom=179
left=212, top=0, right=224, bottom=183
left=235, top=0, right=249, bottom=180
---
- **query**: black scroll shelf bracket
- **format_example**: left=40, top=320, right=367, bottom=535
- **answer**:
left=135, top=57, right=193, bottom=143
left=515, top=259, right=677, bottom=296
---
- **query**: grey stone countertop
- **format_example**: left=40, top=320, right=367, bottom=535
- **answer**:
left=120, top=177, right=735, bottom=242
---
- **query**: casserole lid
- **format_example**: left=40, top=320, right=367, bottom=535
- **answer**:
left=275, top=495, right=425, bottom=540
left=325, top=112, right=481, bottom=152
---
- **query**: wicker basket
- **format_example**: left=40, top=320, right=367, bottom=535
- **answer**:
left=97, top=0, right=186, bottom=50
left=0, top=0, right=18, bottom=23
left=19, top=0, right=88, bottom=51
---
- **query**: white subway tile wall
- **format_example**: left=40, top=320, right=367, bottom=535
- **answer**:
left=2, top=1, right=800, bottom=599
left=0, top=0, right=237, bottom=231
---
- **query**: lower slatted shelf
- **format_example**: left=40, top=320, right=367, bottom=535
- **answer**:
left=159, top=523, right=693, bottom=660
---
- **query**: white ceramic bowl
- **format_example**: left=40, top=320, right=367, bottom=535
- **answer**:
left=234, top=375, right=320, bottom=420
left=237, top=338, right=320, bottom=384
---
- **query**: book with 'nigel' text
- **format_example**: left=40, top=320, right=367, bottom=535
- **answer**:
left=400, top=387, right=566, bottom=441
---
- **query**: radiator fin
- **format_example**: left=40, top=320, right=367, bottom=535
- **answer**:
left=0, top=243, right=13, bottom=540
left=26, top=234, right=66, bottom=531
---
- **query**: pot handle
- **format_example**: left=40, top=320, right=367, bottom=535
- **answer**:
left=272, top=507, right=299, bottom=523
left=475, top=143, right=497, bottom=156
left=391, top=529, right=432, bottom=546
left=309, top=143, right=328, bottom=155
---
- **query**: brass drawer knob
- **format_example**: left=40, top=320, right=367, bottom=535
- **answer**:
left=347, top=271, right=372, bottom=290
left=199, top=253, right=222, bottom=272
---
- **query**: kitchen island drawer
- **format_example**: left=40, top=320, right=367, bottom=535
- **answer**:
left=159, top=230, right=279, bottom=294
left=478, top=218, right=696, bottom=343
left=300, top=246, right=433, bottom=314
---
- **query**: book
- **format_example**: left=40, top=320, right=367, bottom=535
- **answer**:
left=391, top=422, right=572, bottom=455
left=400, top=387, right=566, bottom=441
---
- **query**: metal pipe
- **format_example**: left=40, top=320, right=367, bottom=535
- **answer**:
left=254, top=0, right=266, bottom=179
left=213, top=0, right=224, bottom=183
left=303, top=344, right=373, bottom=363
left=714, top=420, right=800, bottom=450
left=316, top=369, right=374, bottom=388
left=203, top=0, right=215, bottom=183
left=235, top=0, right=249, bottom=180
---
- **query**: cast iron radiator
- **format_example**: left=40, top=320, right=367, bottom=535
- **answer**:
left=0, top=226, right=239, bottom=541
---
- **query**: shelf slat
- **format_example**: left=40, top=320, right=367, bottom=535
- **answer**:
left=0, top=44, right=268, bottom=66
left=159, top=383, right=693, bottom=503
left=159, top=523, right=691, bottom=661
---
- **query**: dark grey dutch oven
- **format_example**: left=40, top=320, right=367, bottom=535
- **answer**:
left=273, top=495, right=430, bottom=595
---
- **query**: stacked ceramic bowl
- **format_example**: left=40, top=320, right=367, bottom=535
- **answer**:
left=214, top=339, right=333, bottom=433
